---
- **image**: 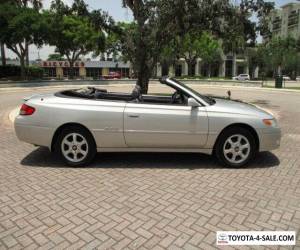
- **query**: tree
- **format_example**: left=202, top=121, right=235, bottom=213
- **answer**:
left=158, top=41, right=178, bottom=76
left=0, top=3, right=46, bottom=77
left=177, top=33, right=199, bottom=76
left=259, top=36, right=299, bottom=77
left=1, top=0, right=42, bottom=65
left=121, top=0, right=248, bottom=92
left=239, top=0, right=275, bottom=39
left=122, top=0, right=164, bottom=93
left=46, top=15, right=105, bottom=78
left=246, top=47, right=259, bottom=78
left=45, top=0, right=106, bottom=78
left=176, top=32, right=221, bottom=77
left=198, top=33, right=222, bottom=78
left=221, top=1, right=274, bottom=77
left=2, top=0, right=43, bottom=65
left=47, top=53, right=65, bottom=61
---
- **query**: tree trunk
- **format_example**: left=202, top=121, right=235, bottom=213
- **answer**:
left=25, top=41, right=29, bottom=66
left=136, top=66, right=150, bottom=94
left=137, top=75, right=149, bottom=94
left=68, top=61, right=74, bottom=79
left=20, top=56, right=26, bottom=79
left=135, top=19, right=151, bottom=94
left=1, top=43, right=6, bottom=66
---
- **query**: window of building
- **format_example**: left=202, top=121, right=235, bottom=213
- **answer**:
left=44, top=67, right=56, bottom=78
left=86, top=68, right=102, bottom=79
left=108, top=68, right=130, bottom=78
left=175, top=64, right=182, bottom=77
left=63, top=68, right=79, bottom=78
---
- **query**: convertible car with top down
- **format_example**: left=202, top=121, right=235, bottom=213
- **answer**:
left=15, top=77, right=281, bottom=167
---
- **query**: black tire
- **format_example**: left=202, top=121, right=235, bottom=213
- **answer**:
left=215, top=127, right=256, bottom=167
left=55, top=126, right=96, bottom=167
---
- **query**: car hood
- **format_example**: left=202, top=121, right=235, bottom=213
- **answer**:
left=208, top=98, right=274, bottom=118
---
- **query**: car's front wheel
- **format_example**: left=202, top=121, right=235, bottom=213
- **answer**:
left=56, top=126, right=96, bottom=167
left=215, top=127, right=256, bottom=167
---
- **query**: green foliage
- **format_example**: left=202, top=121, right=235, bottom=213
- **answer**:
left=0, top=0, right=42, bottom=9
left=47, top=53, right=65, bottom=61
left=0, top=65, right=43, bottom=79
left=177, top=32, right=221, bottom=76
left=0, top=4, right=45, bottom=50
left=0, top=3, right=46, bottom=77
left=259, top=36, right=300, bottom=77
left=0, top=65, right=21, bottom=78
left=196, top=33, right=221, bottom=65
left=246, top=47, right=263, bottom=78
left=121, top=0, right=271, bottom=91
left=25, top=65, right=44, bottom=78
left=222, top=1, right=274, bottom=55
left=45, top=0, right=108, bottom=78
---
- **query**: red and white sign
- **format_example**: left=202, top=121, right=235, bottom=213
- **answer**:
left=40, top=61, right=85, bottom=68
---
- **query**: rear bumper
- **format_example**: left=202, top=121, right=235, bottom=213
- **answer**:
left=14, top=118, right=54, bottom=149
left=258, top=128, right=281, bottom=152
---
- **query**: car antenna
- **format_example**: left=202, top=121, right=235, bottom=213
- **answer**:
left=227, top=90, right=231, bottom=100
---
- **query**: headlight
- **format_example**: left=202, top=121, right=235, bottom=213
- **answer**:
left=263, top=118, right=278, bottom=128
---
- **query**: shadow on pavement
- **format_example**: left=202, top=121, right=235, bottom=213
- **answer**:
left=21, top=147, right=280, bottom=170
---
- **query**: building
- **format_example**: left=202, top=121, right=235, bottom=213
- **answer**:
left=155, top=53, right=249, bottom=79
left=40, top=60, right=131, bottom=79
left=267, top=2, right=300, bottom=40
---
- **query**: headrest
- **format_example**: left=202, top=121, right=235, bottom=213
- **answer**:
left=131, top=85, right=141, bottom=99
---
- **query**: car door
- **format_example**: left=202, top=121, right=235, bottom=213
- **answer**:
left=123, top=103, right=209, bottom=148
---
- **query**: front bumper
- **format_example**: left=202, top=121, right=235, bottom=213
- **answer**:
left=258, top=128, right=281, bottom=152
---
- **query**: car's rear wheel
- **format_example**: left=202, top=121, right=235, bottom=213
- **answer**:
left=56, top=126, right=96, bottom=167
left=215, top=127, right=256, bottom=167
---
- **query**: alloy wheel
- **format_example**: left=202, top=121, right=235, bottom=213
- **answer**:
left=223, top=134, right=251, bottom=165
left=61, top=133, right=89, bottom=163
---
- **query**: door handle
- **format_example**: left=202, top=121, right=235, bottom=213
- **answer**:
left=128, top=114, right=139, bottom=118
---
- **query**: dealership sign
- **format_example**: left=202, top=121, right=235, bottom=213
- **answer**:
left=41, top=61, right=85, bottom=68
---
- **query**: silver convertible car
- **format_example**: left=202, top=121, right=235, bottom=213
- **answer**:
left=15, top=77, right=281, bottom=167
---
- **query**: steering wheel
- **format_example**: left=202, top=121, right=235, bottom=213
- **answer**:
left=171, top=91, right=184, bottom=104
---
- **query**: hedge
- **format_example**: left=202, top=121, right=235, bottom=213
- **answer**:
left=0, top=65, right=44, bottom=79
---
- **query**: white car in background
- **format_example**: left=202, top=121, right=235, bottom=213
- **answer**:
left=232, top=74, right=250, bottom=81
left=296, top=76, right=300, bottom=81
left=282, top=75, right=291, bottom=81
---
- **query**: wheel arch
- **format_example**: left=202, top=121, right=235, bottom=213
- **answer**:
left=213, top=123, right=260, bottom=153
left=51, top=122, right=96, bottom=152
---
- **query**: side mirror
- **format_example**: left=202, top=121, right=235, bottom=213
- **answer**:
left=188, top=97, right=200, bottom=108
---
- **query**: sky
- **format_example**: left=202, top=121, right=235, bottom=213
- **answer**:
left=4, top=0, right=299, bottom=60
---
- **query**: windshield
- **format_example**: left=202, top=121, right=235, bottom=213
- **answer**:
left=169, top=78, right=216, bottom=105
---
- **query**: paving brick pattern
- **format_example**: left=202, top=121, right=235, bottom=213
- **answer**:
left=0, top=86, right=299, bottom=249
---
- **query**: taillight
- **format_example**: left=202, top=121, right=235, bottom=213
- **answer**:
left=20, top=104, right=35, bottom=116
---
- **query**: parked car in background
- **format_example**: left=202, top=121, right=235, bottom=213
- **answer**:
left=102, top=71, right=121, bottom=79
left=15, top=77, right=281, bottom=168
left=232, top=74, right=250, bottom=81
left=282, top=75, right=291, bottom=81
left=296, top=76, right=300, bottom=81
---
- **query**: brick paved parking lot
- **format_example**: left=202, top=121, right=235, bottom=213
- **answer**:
left=0, top=84, right=299, bottom=249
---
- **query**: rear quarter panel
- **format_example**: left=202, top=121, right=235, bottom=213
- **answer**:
left=15, top=95, right=127, bottom=149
